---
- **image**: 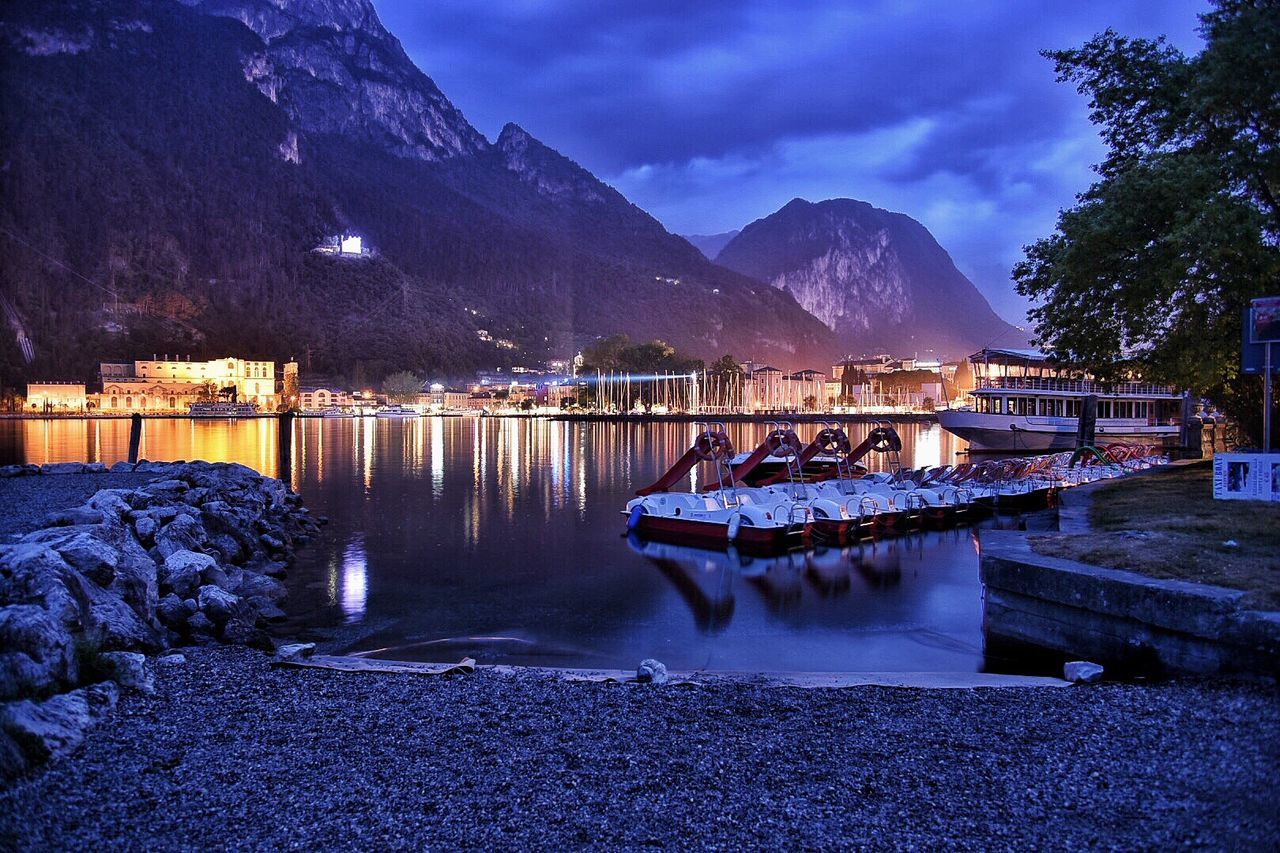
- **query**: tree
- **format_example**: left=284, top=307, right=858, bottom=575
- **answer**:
left=708, top=354, right=743, bottom=378
left=803, top=394, right=818, bottom=412
left=1013, top=0, right=1279, bottom=443
left=381, top=370, right=423, bottom=403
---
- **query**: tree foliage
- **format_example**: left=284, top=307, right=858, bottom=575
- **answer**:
left=708, top=354, right=744, bottom=378
left=381, top=370, right=423, bottom=403
left=1014, top=0, right=1279, bottom=441
left=578, top=334, right=704, bottom=375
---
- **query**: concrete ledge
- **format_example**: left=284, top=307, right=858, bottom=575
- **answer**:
left=980, top=530, right=1280, bottom=676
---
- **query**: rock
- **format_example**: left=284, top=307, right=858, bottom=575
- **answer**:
left=246, top=598, right=287, bottom=622
left=0, top=727, right=27, bottom=781
left=40, top=462, right=85, bottom=475
left=636, top=659, right=669, bottom=685
left=220, top=617, right=262, bottom=646
left=133, top=515, right=158, bottom=543
left=85, top=597, right=164, bottom=652
left=1, top=688, right=94, bottom=765
left=154, top=514, right=207, bottom=560
left=274, top=642, right=315, bottom=662
left=1064, top=661, right=1105, bottom=684
left=196, top=585, right=240, bottom=624
left=186, top=611, right=216, bottom=636
left=109, top=461, right=136, bottom=473
left=0, top=606, right=76, bottom=700
left=206, top=533, right=243, bottom=565
left=96, top=651, right=153, bottom=694
left=83, top=489, right=134, bottom=521
left=84, top=462, right=108, bottom=474
left=156, top=593, right=190, bottom=628
left=156, top=653, right=186, bottom=666
left=40, top=508, right=105, bottom=528
left=202, top=564, right=232, bottom=591
left=237, top=572, right=287, bottom=603
left=0, top=464, right=25, bottom=478
left=260, top=561, right=288, bottom=579
left=259, top=533, right=285, bottom=553
left=160, top=550, right=215, bottom=598
left=38, top=529, right=119, bottom=587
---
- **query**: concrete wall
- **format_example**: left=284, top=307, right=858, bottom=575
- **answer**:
left=980, top=531, right=1279, bottom=676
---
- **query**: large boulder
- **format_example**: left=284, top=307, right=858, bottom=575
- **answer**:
left=0, top=544, right=84, bottom=628
left=154, top=514, right=207, bottom=559
left=96, top=651, right=153, bottom=694
left=196, top=584, right=240, bottom=624
left=21, top=526, right=120, bottom=588
left=0, top=605, right=77, bottom=700
left=160, top=550, right=214, bottom=598
left=0, top=681, right=116, bottom=770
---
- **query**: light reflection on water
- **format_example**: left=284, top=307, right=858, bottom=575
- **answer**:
left=0, top=417, right=1021, bottom=672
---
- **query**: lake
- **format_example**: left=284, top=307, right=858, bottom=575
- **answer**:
left=0, top=416, right=1047, bottom=672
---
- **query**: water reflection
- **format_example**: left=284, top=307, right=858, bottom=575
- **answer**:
left=0, top=416, right=1002, bottom=672
left=340, top=535, right=368, bottom=624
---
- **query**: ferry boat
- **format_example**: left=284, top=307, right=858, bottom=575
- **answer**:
left=189, top=402, right=259, bottom=419
left=320, top=408, right=354, bottom=418
left=374, top=405, right=419, bottom=418
left=938, top=348, right=1184, bottom=453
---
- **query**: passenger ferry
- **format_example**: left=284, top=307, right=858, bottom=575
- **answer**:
left=189, top=402, right=260, bottom=419
left=937, top=348, right=1184, bottom=452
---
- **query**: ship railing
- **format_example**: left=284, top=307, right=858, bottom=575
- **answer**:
left=974, top=376, right=1177, bottom=396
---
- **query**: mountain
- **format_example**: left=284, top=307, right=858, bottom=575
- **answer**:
left=684, top=231, right=739, bottom=261
left=0, top=0, right=836, bottom=390
left=715, top=198, right=1027, bottom=360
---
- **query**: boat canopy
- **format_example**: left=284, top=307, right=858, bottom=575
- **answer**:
left=968, top=347, right=1055, bottom=367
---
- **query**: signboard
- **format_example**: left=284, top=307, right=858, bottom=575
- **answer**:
left=1252, top=296, right=1280, bottom=343
left=1213, top=452, right=1280, bottom=502
left=1241, top=306, right=1279, bottom=375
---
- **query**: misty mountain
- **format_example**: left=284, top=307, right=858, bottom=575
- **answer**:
left=684, top=231, right=740, bottom=261
left=715, top=198, right=1027, bottom=360
left=0, top=0, right=836, bottom=389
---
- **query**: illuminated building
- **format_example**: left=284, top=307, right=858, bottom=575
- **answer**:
left=299, top=387, right=352, bottom=411
left=93, top=355, right=278, bottom=412
left=25, top=382, right=87, bottom=413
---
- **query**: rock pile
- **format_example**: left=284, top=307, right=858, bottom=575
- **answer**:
left=0, top=460, right=320, bottom=778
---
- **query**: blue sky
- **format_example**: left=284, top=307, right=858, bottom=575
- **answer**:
left=376, top=0, right=1210, bottom=324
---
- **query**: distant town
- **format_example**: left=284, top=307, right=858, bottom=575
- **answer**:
left=16, top=351, right=974, bottom=417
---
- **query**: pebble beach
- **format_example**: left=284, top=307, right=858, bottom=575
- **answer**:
left=2, top=646, right=1277, bottom=850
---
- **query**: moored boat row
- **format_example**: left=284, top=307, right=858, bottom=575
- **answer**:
left=622, top=422, right=1168, bottom=553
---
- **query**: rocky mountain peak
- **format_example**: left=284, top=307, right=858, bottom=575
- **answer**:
left=716, top=198, right=1026, bottom=359
left=496, top=122, right=611, bottom=205
left=180, top=0, right=487, bottom=162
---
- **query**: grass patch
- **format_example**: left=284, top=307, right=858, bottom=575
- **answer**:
left=1032, top=461, right=1280, bottom=609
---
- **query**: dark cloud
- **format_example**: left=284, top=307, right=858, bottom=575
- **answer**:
left=375, top=0, right=1210, bottom=323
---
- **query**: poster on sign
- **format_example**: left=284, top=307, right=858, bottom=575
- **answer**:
left=1252, top=296, right=1280, bottom=343
left=1213, top=452, right=1280, bottom=501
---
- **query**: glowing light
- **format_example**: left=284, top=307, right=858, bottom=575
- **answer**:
left=340, top=536, right=368, bottom=623
left=340, top=235, right=363, bottom=254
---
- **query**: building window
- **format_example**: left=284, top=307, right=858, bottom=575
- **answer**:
left=125, top=396, right=132, bottom=408
left=169, top=396, right=176, bottom=408
left=111, top=396, right=118, bottom=409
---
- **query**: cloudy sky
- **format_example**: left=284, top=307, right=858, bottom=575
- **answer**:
left=376, top=0, right=1210, bottom=324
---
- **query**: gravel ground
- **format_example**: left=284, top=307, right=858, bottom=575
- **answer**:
left=0, top=473, right=159, bottom=540
left=1, top=647, right=1276, bottom=850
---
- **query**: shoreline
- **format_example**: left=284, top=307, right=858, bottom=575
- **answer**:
left=2, top=644, right=1275, bottom=848
left=0, top=411, right=942, bottom=423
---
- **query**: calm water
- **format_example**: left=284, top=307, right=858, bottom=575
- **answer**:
left=0, top=417, right=1039, bottom=672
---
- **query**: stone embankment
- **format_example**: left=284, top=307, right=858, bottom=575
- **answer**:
left=0, top=460, right=320, bottom=779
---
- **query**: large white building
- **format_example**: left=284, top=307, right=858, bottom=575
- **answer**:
left=94, top=356, right=278, bottom=412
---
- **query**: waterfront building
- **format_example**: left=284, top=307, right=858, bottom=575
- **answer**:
left=25, top=382, right=87, bottom=413
left=94, top=355, right=278, bottom=412
left=299, top=387, right=352, bottom=412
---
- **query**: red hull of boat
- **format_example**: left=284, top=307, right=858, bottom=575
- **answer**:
left=632, top=514, right=806, bottom=554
